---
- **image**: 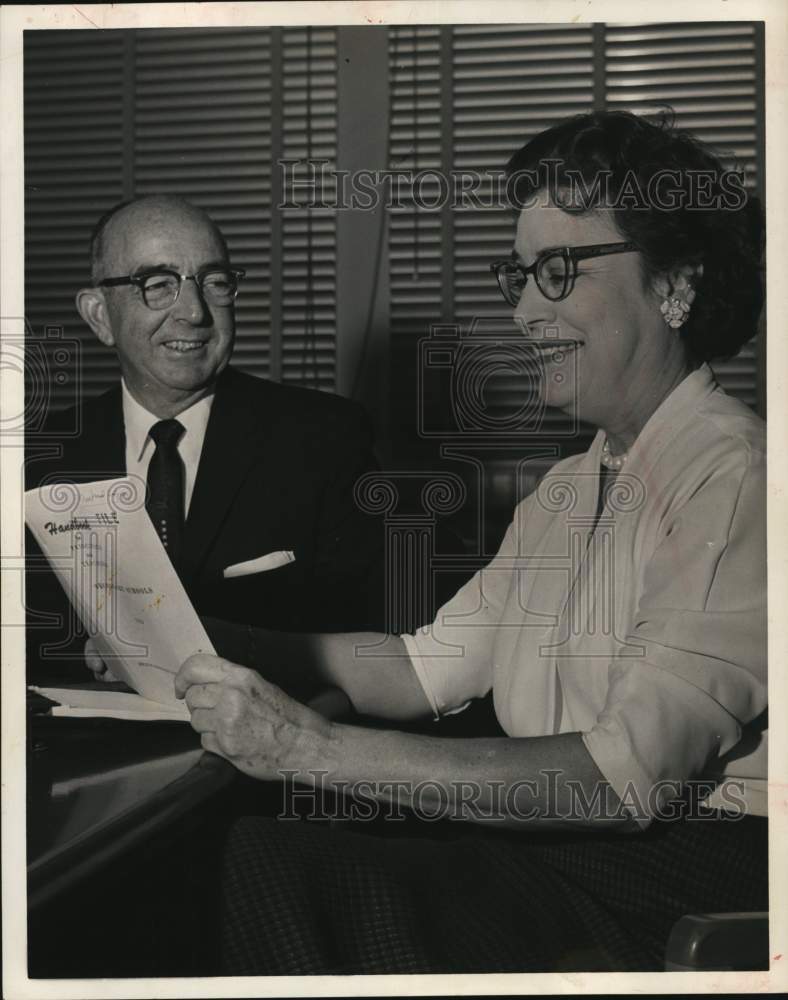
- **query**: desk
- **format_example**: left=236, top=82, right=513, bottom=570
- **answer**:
left=28, top=713, right=236, bottom=913
left=26, top=686, right=349, bottom=977
left=27, top=702, right=242, bottom=977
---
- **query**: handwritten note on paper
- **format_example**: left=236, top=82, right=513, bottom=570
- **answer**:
left=25, top=478, right=215, bottom=709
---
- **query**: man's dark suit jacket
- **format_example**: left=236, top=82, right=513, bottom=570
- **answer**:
left=25, top=367, right=385, bottom=681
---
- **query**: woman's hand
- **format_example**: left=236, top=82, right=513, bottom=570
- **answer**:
left=175, top=653, right=338, bottom=781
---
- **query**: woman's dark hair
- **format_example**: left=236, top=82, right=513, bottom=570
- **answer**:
left=506, top=110, right=764, bottom=362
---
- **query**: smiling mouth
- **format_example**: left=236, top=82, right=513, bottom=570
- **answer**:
left=163, top=340, right=207, bottom=353
left=528, top=339, right=583, bottom=362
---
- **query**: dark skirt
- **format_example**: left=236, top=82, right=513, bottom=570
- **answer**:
left=219, top=811, right=767, bottom=975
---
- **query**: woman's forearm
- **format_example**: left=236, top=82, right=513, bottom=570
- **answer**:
left=314, top=724, right=634, bottom=832
left=177, top=653, right=634, bottom=832
left=204, top=617, right=432, bottom=720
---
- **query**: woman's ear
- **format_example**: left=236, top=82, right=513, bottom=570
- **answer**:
left=654, top=262, right=704, bottom=304
left=75, top=287, right=115, bottom=347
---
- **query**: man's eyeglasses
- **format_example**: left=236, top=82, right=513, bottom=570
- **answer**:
left=490, top=242, right=637, bottom=306
left=98, top=267, right=246, bottom=310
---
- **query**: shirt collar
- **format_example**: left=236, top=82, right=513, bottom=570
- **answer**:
left=121, top=381, right=215, bottom=462
left=589, top=363, right=717, bottom=470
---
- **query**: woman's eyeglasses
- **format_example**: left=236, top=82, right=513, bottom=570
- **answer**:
left=490, top=242, right=637, bottom=306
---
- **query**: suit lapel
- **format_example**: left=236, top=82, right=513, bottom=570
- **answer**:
left=182, top=369, right=272, bottom=577
left=64, top=386, right=126, bottom=481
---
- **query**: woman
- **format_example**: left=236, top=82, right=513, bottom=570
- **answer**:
left=176, top=111, right=767, bottom=973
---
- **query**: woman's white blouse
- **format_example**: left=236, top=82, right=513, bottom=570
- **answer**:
left=401, top=365, right=767, bottom=824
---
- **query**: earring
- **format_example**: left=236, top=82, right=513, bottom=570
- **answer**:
left=660, top=296, right=690, bottom=329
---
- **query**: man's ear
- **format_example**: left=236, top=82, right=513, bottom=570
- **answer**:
left=75, top=287, right=116, bottom=347
left=654, top=262, right=705, bottom=304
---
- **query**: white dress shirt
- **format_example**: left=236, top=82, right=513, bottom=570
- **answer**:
left=402, top=365, right=767, bottom=824
left=121, top=382, right=214, bottom=517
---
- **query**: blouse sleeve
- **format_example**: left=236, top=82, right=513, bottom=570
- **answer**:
left=401, top=502, right=527, bottom=717
left=582, top=446, right=767, bottom=826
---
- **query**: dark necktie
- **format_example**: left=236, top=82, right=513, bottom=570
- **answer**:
left=146, top=419, right=185, bottom=572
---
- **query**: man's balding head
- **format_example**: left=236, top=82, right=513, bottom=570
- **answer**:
left=89, top=195, right=228, bottom=284
left=77, top=194, right=237, bottom=418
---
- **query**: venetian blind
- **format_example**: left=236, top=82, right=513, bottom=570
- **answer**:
left=24, top=26, right=339, bottom=410
left=24, top=29, right=128, bottom=408
left=388, top=21, right=765, bottom=474
left=388, top=23, right=599, bottom=495
left=280, top=27, right=337, bottom=389
left=133, top=27, right=275, bottom=377
left=604, top=20, right=764, bottom=407
left=452, top=24, right=597, bottom=458
left=388, top=26, right=443, bottom=460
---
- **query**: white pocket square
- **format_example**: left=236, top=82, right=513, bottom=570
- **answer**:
left=223, top=550, right=295, bottom=579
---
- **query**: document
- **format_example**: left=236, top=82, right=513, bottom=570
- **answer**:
left=27, top=685, right=191, bottom=721
left=25, top=477, right=215, bottom=720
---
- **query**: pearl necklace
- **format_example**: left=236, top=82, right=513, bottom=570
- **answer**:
left=600, top=437, right=628, bottom=471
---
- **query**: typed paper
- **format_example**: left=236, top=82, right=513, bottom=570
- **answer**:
left=25, top=477, right=214, bottom=714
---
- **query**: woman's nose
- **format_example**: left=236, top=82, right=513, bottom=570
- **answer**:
left=513, top=276, right=552, bottom=330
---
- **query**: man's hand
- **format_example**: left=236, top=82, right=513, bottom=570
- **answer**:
left=85, top=637, right=118, bottom=683
left=175, top=653, right=338, bottom=781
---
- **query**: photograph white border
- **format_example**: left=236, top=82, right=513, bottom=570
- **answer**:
left=2, top=2, right=786, bottom=997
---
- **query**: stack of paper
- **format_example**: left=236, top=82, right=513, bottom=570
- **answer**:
left=29, top=685, right=191, bottom=722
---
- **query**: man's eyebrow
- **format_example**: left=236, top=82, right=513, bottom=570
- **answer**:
left=130, top=260, right=230, bottom=275
left=130, top=262, right=180, bottom=275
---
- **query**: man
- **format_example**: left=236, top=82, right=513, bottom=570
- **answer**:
left=26, top=195, right=384, bottom=682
